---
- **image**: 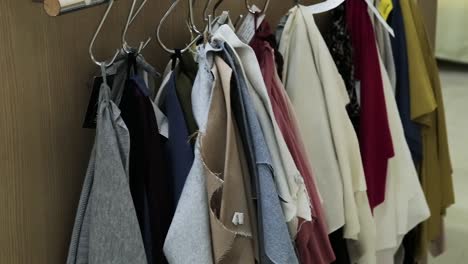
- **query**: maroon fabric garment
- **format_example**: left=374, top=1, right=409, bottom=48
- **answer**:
left=251, top=21, right=336, bottom=264
left=345, top=0, right=395, bottom=210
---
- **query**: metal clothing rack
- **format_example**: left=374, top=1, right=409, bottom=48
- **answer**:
left=34, top=0, right=112, bottom=16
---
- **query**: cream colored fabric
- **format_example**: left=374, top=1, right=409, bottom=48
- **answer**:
left=279, top=5, right=377, bottom=263
left=374, top=53, right=430, bottom=264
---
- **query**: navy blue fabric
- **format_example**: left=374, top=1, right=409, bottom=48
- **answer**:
left=162, top=72, right=195, bottom=205
left=390, top=0, right=422, bottom=164
left=120, top=61, right=173, bottom=263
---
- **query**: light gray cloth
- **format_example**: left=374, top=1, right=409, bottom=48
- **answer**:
left=67, top=75, right=147, bottom=264
left=221, top=42, right=299, bottom=264
left=373, top=0, right=397, bottom=92
left=163, top=44, right=222, bottom=264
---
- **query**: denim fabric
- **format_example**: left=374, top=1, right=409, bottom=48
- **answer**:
left=219, top=37, right=299, bottom=264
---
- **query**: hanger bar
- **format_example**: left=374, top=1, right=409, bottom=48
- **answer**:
left=37, top=0, right=116, bottom=17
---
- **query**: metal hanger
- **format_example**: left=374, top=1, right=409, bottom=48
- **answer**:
left=122, top=0, right=152, bottom=54
left=187, top=0, right=202, bottom=35
left=245, top=0, right=270, bottom=14
left=89, top=0, right=120, bottom=67
left=157, top=0, right=201, bottom=54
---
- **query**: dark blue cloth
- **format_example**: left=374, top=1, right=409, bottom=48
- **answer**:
left=390, top=0, right=422, bottom=164
left=120, top=72, right=172, bottom=264
left=162, top=72, right=195, bottom=205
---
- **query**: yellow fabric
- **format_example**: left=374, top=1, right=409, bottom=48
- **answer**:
left=400, top=0, right=455, bottom=259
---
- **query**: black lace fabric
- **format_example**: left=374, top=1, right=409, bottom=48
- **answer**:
left=325, top=4, right=361, bottom=121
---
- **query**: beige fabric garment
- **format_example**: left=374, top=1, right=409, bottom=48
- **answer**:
left=200, top=57, right=257, bottom=264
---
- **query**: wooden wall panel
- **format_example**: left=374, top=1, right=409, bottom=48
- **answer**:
left=0, top=1, right=316, bottom=263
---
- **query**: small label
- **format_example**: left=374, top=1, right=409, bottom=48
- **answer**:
left=236, top=5, right=265, bottom=44
left=378, top=0, right=393, bottom=21
left=232, top=212, right=245, bottom=226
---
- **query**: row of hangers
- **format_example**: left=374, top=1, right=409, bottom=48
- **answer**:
left=88, top=0, right=394, bottom=67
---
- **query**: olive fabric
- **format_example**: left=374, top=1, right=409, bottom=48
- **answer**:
left=389, top=0, right=423, bottom=164
left=400, top=0, right=455, bottom=258
left=174, top=52, right=199, bottom=135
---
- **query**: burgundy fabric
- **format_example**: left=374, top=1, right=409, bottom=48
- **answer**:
left=346, top=0, right=395, bottom=210
left=251, top=21, right=336, bottom=264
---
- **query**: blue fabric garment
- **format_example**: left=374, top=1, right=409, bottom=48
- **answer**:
left=162, top=72, right=195, bottom=204
left=390, top=0, right=423, bottom=163
left=221, top=42, right=299, bottom=264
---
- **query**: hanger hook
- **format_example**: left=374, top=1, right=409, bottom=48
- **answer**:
left=89, top=0, right=120, bottom=67
left=157, top=0, right=200, bottom=54
left=245, top=0, right=270, bottom=14
left=188, top=0, right=202, bottom=35
left=122, top=0, right=152, bottom=54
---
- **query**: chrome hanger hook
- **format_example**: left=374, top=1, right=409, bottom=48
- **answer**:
left=122, top=0, right=152, bottom=54
left=89, top=0, right=120, bottom=67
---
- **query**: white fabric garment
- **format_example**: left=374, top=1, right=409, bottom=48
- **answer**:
left=279, top=6, right=377, bottom=263
left=213, top=25, right=312, bottom=236
left=373, top=53, right=431, bottom=264
left=163, top=44, right=223, bottom=264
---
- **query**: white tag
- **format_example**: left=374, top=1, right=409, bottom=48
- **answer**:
left=355, top=80, right=361, bottom=105
left=236, top=5, right=265, bottom=44
left=307, top=0, right=346, bottom=14
left=232, top=212, right=245, bottom=226
left=364, top=0, right=395, bottom=37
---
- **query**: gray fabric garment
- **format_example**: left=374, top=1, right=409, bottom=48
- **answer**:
left=221, top=40, right=299, bottom=264
left=163, top=44, right=223, bottom=264
left=373, top=0, right=397, bottom=91
left=275, top=14, right=290, bottom=47
left=67, top=75, right=147, bottom=264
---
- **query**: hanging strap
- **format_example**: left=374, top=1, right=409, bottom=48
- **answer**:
left=170, top=49, right=182, bottom=70
left=100, top=64, right=108, bottom=86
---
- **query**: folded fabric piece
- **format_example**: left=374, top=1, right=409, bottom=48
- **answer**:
left=346, top=0, right=395, bottom=210
left=279, top=5, right=377, bottom=264
left=163, top=44, right=222, bottom=264
left=250, top=21, right=312, bottom=238
left=200, top=55, right=258, bottom=263
left=389, top=0, right=422, bottom=164
left=400, top=0, right=454, bottom=259
left=67, top=71, right=147, bottom=264
left=374, top=52, right=430, bottom=264
left=220, top=39, right=299, bottom=263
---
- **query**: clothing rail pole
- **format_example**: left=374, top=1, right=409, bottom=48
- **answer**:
left=35, top=0, right=116, bottom=17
